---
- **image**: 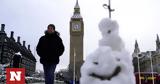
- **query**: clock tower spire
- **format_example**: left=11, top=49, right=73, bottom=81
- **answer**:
left=72, top=0, right=82, bottom=19
left=69, top=0, right=84, bottom=81
left=74, top=0, right=80, bottom=10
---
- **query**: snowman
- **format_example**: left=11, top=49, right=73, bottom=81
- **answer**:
left=80, top=18, right=135, bottom=84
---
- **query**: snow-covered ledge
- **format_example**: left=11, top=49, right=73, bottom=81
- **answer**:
left=80, top=18, right=135, bottom=84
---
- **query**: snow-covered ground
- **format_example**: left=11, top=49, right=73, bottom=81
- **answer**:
left=80, top=18, right=135, bottom=84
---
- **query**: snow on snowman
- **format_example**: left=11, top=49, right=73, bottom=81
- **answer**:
left=80, top=18, right=135, bottom=84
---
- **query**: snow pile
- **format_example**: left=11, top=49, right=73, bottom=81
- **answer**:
left=15, top=52, right=22, bottom=56
left=80, top=18, right=135, bottom=84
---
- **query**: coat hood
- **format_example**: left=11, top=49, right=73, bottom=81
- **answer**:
left=44, top=30, right=60, bottom=36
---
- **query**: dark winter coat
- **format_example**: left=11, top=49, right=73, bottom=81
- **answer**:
left=36, top=31, right=64, bottom=64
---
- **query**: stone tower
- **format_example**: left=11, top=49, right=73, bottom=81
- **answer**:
left=132, top=40, right=140, bottom=57
left=156, top=34, right=160, bottom=52
left=69, top=0, right=84, bottom=80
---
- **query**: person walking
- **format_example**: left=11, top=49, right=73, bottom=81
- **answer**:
left=36, top=24, right=65, bottom=84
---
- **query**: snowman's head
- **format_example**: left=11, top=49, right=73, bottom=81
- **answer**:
left=99, top=18, right=119, bottom=37
left=87, top=46, right=121, bottom=80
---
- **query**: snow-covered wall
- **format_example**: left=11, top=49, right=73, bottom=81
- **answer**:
left=80, top=18, right=135, bottom=84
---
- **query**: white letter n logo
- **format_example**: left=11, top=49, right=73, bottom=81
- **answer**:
left=10, top=71, right=22, bottom=81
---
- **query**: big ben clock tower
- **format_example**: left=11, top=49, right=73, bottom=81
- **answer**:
left=69, top=0, right=84, bottom=80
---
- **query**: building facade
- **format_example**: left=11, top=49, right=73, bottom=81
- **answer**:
left=69, top=0, right=84, bottom=80
left=132, top=35, right=160, bottom=73
left=0, top=24, right=36, bottom=76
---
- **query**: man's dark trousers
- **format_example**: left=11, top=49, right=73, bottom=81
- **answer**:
left=43, top=63, right=57, bottom=84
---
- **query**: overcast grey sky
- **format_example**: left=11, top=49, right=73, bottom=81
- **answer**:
left=0, top=0, right=160, bottom=71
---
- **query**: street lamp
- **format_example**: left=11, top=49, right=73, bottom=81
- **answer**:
left=148, top=52, right=155, bottom=84
left=103, top=0, right=115, bottom=18
left=73, top=48, right=76, bottom=84
left=136, top=54, right=141, bottom=84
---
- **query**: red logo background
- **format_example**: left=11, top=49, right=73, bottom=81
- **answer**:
left=6, top=68, right=25, bottom=84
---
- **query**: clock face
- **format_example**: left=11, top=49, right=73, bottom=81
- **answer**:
left=72, top=22, right=81, bottom=31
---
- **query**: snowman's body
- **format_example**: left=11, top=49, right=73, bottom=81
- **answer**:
left=80, top=18, right=135, bottom=84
